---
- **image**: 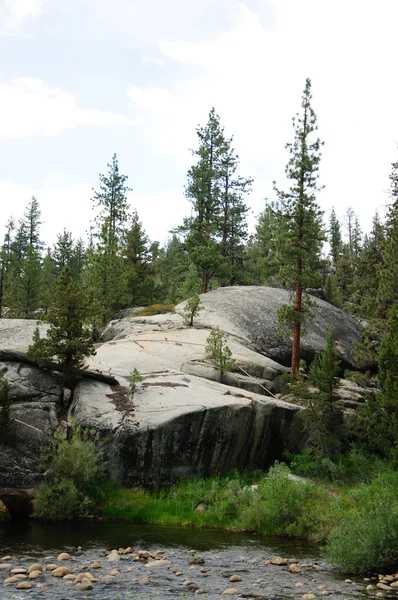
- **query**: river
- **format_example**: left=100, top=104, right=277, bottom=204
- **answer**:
left=0, top=520, right=374, bottom=599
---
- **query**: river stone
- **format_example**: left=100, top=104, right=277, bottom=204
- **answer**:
left=289, top=564, right=301, bottom=573
left=0, top=564, right=11, bottom=570
left=109, top=569, right=119, bottom=576
left=377, top=583, right=391, bottom=590
left=28, top=564, right=42, bottom=573
left=79, top=579, right=93, bottom=590
left=0, top=498, right=9, bottom=519
left=222, top=588, right=239, bottom=595
left=1, top=556, right=12, bottom=561
left=16, top=581, right=32, bottom=589
left=63, top=574, right=76, bottom=580
left=11, top=568, right=27, bottom=574
left=145, top=559, right=171, bottom=568
left=57, top=552, right=71, bottom=560
left=302, top=595, right=316, bottom=600
left=75, top=572, right=95, bottom=582
left=4, top=576, right=19, bottom=584
left=189, top=556, right=204, bottom=565
left=195, top=589, right=206, bottom=594
left=45, top=564, right=58, bottom=570
left=91, top=562, right=101, bottom=569
left=107, top=551, right=120, bottom=562
left=28, top=570, right=42, bottom=579
left=229, top=575, right=242, bottom=582
left=140, top=577, right=150, bottom=584
left=51, top=566, right=71, bottom=577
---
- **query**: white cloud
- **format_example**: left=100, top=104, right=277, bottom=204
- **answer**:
left=127, top=1, right=398, bottom=234
left=0, top=78, right=133, bottom=138
left=141, top=55, right=164, bottom=67
left=0, top=0, right=46, bottom=34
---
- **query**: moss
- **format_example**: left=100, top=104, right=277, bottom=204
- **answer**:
left=135, top=304, right=175, bottom=317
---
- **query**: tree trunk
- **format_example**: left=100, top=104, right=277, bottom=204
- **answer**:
left=201, top=269, right=208, bottom=293
left=291, top=277, right=302, bottom=377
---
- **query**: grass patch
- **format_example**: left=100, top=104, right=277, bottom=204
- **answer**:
left=135, top=304, right=175, bottom=317
left=102, top=461, right=398, bottom=574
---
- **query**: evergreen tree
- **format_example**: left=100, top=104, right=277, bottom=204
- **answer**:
left=329, top=208, right=342, bottom=265
left=273, top=79, right=325, bottom=376
left=87, top=154, right=131, bottom=323
left=53, top=229, right=74, bottom=274
left=40, top=248, right=57, bottom=313
left=28, top=266, right=96, bottom=388
left=205, top=327, right=236, bottom=383
left=247, top=201, right=280, bottom=285
left=180, top=108, right=252, bottom=291
left=8, top=197, right=43, bottom=317
left=124, top=210, right=155, bottom=306
left=299, top=327, right=343, bottom=455
left=0, top=218, right=14, bottom=317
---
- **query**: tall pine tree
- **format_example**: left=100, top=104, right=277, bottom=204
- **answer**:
left=274, top=79, right=325, bottom=376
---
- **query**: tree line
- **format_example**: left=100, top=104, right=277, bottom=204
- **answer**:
left=0, top=79, right=397, bottom=374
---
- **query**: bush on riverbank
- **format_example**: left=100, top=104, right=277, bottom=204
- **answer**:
left=33, top=423, right=106, bottom=519
left=102, top=461, right=398, bottom=574
left=325, top=471, right=398, bottom=573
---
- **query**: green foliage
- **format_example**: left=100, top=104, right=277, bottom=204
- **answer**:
left=205, top=327, right=236, bottom=382
left=183, top=294, right=202, bottom=326
left=28, top=266, right=96, bottom=388
left=323, top=274, right=341, bottom=306
left=135, top=304, right=175, bottom=317
left=325, top=471, right=398, bottom=573
left=33, top=423, right=105, bottom=520
left=0, top=371, right=15, bottom=445
left=288, top=328, right=343, bottom=455
left=273, top=79, right=325, bottom=374
left=178, top=107, right=252, bottom=290
left=128, top=368, right=143, bottom=391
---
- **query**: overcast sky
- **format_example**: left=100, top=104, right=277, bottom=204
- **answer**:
left=0, top=0, right=397, bottom=249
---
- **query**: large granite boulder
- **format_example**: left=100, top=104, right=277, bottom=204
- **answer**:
left=176, top=286, right=365, bottom=371
left=0, top=284, right=363, bottom=497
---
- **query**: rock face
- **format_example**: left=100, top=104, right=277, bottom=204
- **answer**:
left=0, top=286, right=364, bottom=495
left=182, top=286, right=364, bottom=371
left=0, top=360, right=62, bottom=516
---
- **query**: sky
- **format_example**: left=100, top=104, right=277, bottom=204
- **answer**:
left=0, top=0, right=397, bottom=249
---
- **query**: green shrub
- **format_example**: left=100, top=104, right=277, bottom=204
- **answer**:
left=325, top=472, right=398, bottom=573
left=128, top=368, right=143, bottom=391
left=205, top=327, right=236, bottom=383
left=135, top=304, right=175, bottom=317
left=33, top=423, right=105, bottom=519
left=288, top=448, right=379, bottom=484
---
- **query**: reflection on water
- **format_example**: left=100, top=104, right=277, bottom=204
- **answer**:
left=0, top=519, right=318, bottom=556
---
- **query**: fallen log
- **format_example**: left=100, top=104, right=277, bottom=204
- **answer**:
left=0, top=349, right=118, bottom=387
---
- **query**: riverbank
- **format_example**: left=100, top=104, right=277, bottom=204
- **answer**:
left=0, top=520, right=379, bottom=599
left=101, top=463, right=398, bottom=575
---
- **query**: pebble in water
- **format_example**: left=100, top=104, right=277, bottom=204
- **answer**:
left=51, top=566, right=71, bottom=577
left=16, top=581, right=32, bottom=589
left=229, top=575, right=242, bottom=582
left=57, top=552, right=71, bottom=560
left=222, top=588, right=239, bottom=595
left=28, top=564, right=42, bottom=573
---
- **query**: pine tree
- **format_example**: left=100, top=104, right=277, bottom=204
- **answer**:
left=124, top=210, right=155, bottom=306
left=0, top=218, right=14, bottom=317
left=53, top=229, right=74, bottom=274
left=205, top=327, right=236, bottom=383
left=247, top=201, right=280, bottom=284
left=40, top=248, right=57, bottom=313
left=87, top=154, right=131, bottom=323
left=329, top=208, right=342, bottom=265
left=274, top=79, right=325, bottom=376
left=299, top=326, right=343, bottom=455
left=28, top=266, right=96, bottom=388
left=180, top=108, right=251, bottom=291
left=9, top=197, right=43, bottom=317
